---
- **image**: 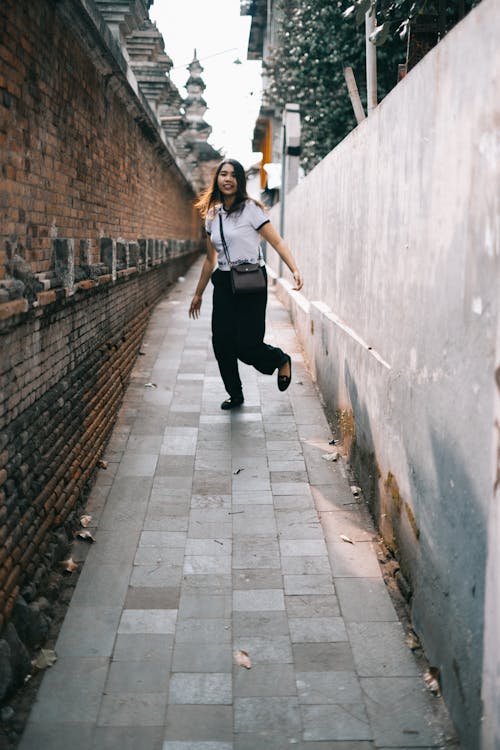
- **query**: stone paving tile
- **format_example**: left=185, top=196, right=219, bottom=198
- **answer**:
left=112, top=633, right=174, bottom=662
left=105, top=660, right=171, bottom=693
left=233, top=663, right=296, bottom=697
left=124, top=586, right=180, bottom=610
left=118, top=609, right=177, bottom=635
left=284, top=574, right=335, bottom=596
left=19, top=723, right=95, bottom=750
left=232, top=635, right=293, bottom=663
left=293, top=642, right=356, bottom=672
left=169, top=673, right=232, bottom=704
left=232, top=611, right=289, bottom=636
left=335, top=578, right=398, bottom=622
left=289, top=616, right=348, bottom=643
left=93, top=727, right=164, bottom=750
left=71, top=563, right=130, bottom=607
left=98, top=693, right=168, bottom=726
left=164, top=705, right=233, bottom=742
left=232, top=537, right=281, bottom=569
left=233, top=588, right=285, bottom=612
left=55, top=606, right=122, bottom=657
left=171, top=643, right=233, bottom=673
left=232, top=568, right=283, bottom=589
left=285, top=593, right=340, bottom=618
left=234, top=696, right=301, bottom=733
left=348, top=622, right=420, bottom=677
left=28, top=657, right=108, bottom=723
left=296, top=670, right=364, bottom=704
left=178, top=593, right=232, bottom=619
left=328, top=540, right=383, bottom=578
left=300, top=703, right=372, bottom=741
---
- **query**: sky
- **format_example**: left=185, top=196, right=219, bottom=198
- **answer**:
left=150, top=0, right=263, bottom=169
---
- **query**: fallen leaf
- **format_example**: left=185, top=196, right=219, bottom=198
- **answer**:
left=80, top=515, right=92, bottom=527
left=97, top=459, right=108, bottom=469
left=233, top=468, right=244, bottom=475
left=350, top=485, right=362, bottom=497
left=138, top=351, right=146, bottom=356
left=144, top=382, right=157, bottom=388
left=234, top=649, right=252, bottom=669
left=329, top=438, right=336, bottom=445
left=60, top=557, right=79, bottom=573
left=322, top=452, right=339, bottom=462
left=406, top=630, right=421, bottom=651
left=340, top=534, right=354, bottom=544
left=33, top=649, right=57, bottom=670
left=423, top=667, right=440, bottom=695
left=76, top=530, right=95, bottom=543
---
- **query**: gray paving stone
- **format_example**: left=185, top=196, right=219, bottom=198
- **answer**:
left=19, top=723, right=94, bottom=750
left=231, top=505, right=277, bottom=536
left=301, top=704, right=372, bottom=741
left=296, top=670, right=363, bottom=704
left=178, top=593, right=231, bottom=619
left=289, top=616, right=348, bottom=643
left=311, top=482, right=362, bottom=511
left=234, top=696, right=301, bottom=733
left=131, top=564, right=183, bottom=587
left=93, top=726, right=164, bottom=750
left=281, top=555, right=331, bottom=575
left=319, top=508, right=376, bottom=543
left=163, top=743, right=232, bottom=750
left=118, top=609, right=177, bottom=635
left=175, top=618, right=231, bottom=643
left=273, top=493, right=314, bottom=509
left=293, top=642, right=356, bottom=672
left=106, top=660, right=170, bottom=693
left=125, top=586, right=180, bottom=610
left=156, top=455, right=196, bottom=476
left=55, top=606, right=122, bottom=657
left=28, top=657, right=108, bottom=723
left=140, top=530, right=187, bottom=548
left=181, top=574, right=232, bottom=591
left=233, top=635, right=292, bottom=663
left=348, top=622, right=420, bottom=677
left=233, top=610, right=289, bottom=636
left=232, top=568, right=283, bottom=589
left=98, top=693, right=168, bottom=726
left=285, top=593, right=340, bottom=618
left=168, top=673, right=232, bottom=704
left=279, top=538, right=328, bottom=557
left=112, top=633, right=174, bottom=662
left=232, top=537, right=281, bottom=569
left=328, top=541, right=383, bottom=578
left=232, top=490, right=273, bottom=505
left=71, top=563, right=130, bottom=607
left=284, top=574, right=335, bottom=596
left=87, top=530, right=140, bottom=564
left=127, top=435, right=163, bottom=452
left=276, top=509, right=323, bottom=539
left=183, top=555, right=232, bottom=575
left=361, top=676, right=454, bottom=747
left=164, top=705, right=233, bottom=741
left=134, top=545, right=185, bottom=565
left=335, top=578, right=398, bottom=622
left=233, top=663, right=296, bottom=697
left=115, top=453, right=158, bottom=477
left=233, top=588, right=285, bottom=612
left=171, top=643, right=232, bottom=673
left=272, top=481, right=311, bottom=496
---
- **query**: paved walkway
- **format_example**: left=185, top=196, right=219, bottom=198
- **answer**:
left=19, top=259, right=457, bottom=749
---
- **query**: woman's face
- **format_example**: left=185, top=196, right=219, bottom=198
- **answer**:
left=217, top=163, right=237, bottom=199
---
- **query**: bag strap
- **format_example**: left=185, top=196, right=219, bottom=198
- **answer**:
left=218, top=212, right=232, bottom=269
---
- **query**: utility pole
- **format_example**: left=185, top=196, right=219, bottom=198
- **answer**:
left=365, top=3, right=378, bottom=115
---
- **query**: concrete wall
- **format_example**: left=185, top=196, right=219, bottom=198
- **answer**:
left=267, top=1, right=499, bottom=745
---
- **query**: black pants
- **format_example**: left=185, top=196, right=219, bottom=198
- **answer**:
left=211, top=268, right=287, bottom=397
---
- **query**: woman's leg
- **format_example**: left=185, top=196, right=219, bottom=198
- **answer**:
left=235, top=282, right=288, bottom=375
left=211, top=271, right=243, bottom=397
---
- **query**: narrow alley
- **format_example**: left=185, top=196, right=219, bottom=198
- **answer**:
left=18, top=261, right=457, bottom=749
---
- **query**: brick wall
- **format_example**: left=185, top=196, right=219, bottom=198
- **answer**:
left=0, top=0, right=205, bottom=670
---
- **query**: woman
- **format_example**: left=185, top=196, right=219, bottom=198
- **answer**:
left=189, top=159, right=303, bottom=410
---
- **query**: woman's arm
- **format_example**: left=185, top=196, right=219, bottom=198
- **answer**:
left=189, top=238, right=218, bottom=319
left=258, top=222, right=303, bottom=291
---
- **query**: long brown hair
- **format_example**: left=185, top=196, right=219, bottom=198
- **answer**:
left=195, top=159, right=260, bottom=218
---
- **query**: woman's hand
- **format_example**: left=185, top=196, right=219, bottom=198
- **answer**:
left=189, top=294, right=202, bottom=319
left=292, top=270, right=303, bottom=291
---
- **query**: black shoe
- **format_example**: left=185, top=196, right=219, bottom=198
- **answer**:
left=277, top=355, right=292, bottom=392
left=221, top=395, right=244, bottom=410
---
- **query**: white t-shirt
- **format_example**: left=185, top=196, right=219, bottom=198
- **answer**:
left=206, top=199, right=270, bottom=271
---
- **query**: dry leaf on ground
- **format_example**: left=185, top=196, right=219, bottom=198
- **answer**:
left=80, top=515, right=92, bottom=527
left=33, top=649, right=57, bottom=670
left=76, top=530, right=95, bottom=543
left=340, top=534, right=354, bottom=544
left=322, top=452, right=339, bottom=462
left=406, top=630, right=421, bottom=650
left=234, top=650, right=252, bottom=669
left=350, top=486, right=362, bottom=497
left=97, top=459, right=108, bottom=469
left=144, top=382, right=157, bottom=388
left=423, top=667, right=440, bottom=695
left=60, top=557, right=79, bottom=573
